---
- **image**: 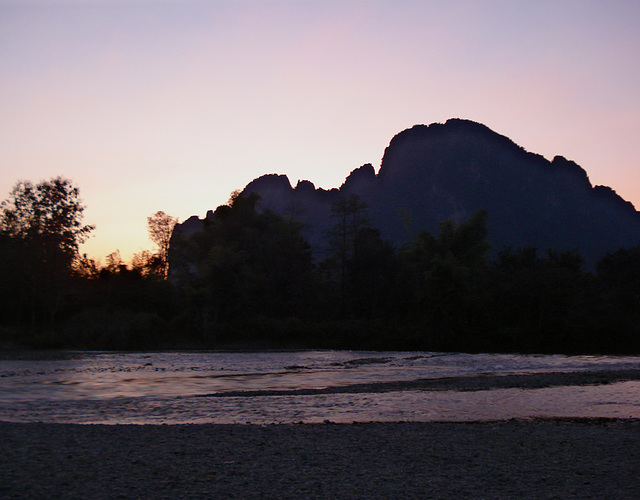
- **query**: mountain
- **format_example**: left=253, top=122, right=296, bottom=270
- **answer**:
left=177, top=119, right=640, bottom=267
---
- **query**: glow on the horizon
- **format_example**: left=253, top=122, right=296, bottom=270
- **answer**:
left=1, top=0, right=639, bottom=262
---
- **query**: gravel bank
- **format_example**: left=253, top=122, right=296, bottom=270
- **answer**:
left=2, top=419, right=639, bottom=499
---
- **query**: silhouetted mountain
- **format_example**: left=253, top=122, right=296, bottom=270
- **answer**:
left=177, top=119, right=640, bottom=267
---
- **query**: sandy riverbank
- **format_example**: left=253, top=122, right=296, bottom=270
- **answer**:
left=2, top=419, right=639, bottom=499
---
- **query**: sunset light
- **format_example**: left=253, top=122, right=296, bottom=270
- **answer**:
left=2, top=0, right=639, bottom=262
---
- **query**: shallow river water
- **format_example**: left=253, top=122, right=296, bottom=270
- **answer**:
left=0, top=350, right=639, bottom=424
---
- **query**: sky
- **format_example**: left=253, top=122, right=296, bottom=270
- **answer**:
left=1, top=0, right=639, bottom=263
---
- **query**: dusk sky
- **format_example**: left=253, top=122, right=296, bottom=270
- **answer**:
left=2, top=0, right=639, bottom=262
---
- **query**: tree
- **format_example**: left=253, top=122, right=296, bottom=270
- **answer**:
left=169, top=192, right=314, bottom=339
left=597, top=245, right=640, bottom=311
left=320, top=195, right=372, bottom=317
left=490, top=247, right=593, bottom=353
left=1, top=177, right=94, bottom=257
left=131, top=249, right=159, bottom=278
left=0, top=177, right=94, bottom=325
left=594, top=244, right=640, bottom=351
left=327, top=195, right=369, bottom=261
left=147, top=210, right=178, bottom=278
left=324, top=195, right=369, bottom=287
left=347, top=226, right=396, bottom=320
left=105, top=250, right=124, bottom=274
left=400, top=209, right=490, bottom=348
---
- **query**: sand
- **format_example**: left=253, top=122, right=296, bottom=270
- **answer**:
left=1, top=418, right=639, bottom=499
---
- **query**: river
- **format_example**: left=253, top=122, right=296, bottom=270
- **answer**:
left=1, top=350, right=639, bottom=424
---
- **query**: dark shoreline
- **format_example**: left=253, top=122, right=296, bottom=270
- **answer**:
left=2, top=419, right=639, bottom=499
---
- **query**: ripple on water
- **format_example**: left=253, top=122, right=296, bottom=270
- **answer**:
left=0, top=351, right=639, bottom=424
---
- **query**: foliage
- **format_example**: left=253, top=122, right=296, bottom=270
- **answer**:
left=320, top=195, right=381, bottom=317
left=147, top=210, right=178, bottom=278
left=169, top=192, right=315, bottom=341
left=2, top=179, right=639, bottom=354
left=1, top=177, right=94, bottom=255
left=487, top=247, right=594, bottom=352
left=593, top=244, right=640, bottom=351
left=397, top=210, right=490, bottom=348
left=131, top=249, right=162, bottom=278
left=325, top=194, right=370, bottom=276
left=0, top=177, right=94, bottom=327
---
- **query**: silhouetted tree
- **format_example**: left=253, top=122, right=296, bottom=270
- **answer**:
left=105, top=250, right=124, bottom=274
left=488, top=246, right=594, bottom=352
left=73, top=253, right=101, bottom=279
left=594, top=244, right=640, bottom=351
left=321, top=195, right=371, bottom=313
left=169, top=193, right=314, bottom=341
left=131, top=249, right=163, bottom=278
left=400, top=210, right=490, bottom=348
left=147, top=210, right=178, bottom=278
left=597, top=244, right=640, bottom=311
left=347, top=226, right=397, bottom=320
left=327, top=195, right=369, bottom=267
left=1, top=177, right=94, bottom=255
left=0, top=177, right=94, bottom=326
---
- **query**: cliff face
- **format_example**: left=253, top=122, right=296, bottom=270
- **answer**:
left=367, top=119, right=640, bottom=265
left=176, top=119, right=640, bottom=266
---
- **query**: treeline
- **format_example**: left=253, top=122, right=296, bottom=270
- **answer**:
left=166, top=193, right=640, bottom=353
left=1, top=180, right=639, bottom=353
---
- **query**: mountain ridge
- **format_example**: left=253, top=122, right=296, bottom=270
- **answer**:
left=177, top=119, right=640, bottom=267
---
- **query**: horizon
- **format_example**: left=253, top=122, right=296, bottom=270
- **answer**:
left=2, top=1, right=639, bottom=262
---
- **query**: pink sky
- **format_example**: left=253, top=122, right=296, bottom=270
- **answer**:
left=1, top=0, right=639, bottom=262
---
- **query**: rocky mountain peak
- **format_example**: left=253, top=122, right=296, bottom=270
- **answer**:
left=176, top=119, right=640, bottom=267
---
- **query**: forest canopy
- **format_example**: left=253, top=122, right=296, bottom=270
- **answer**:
left=1, top=180, right=639, bottom=354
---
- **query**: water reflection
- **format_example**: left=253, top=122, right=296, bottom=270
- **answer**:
left=0, top=350, right=639, bottom=424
